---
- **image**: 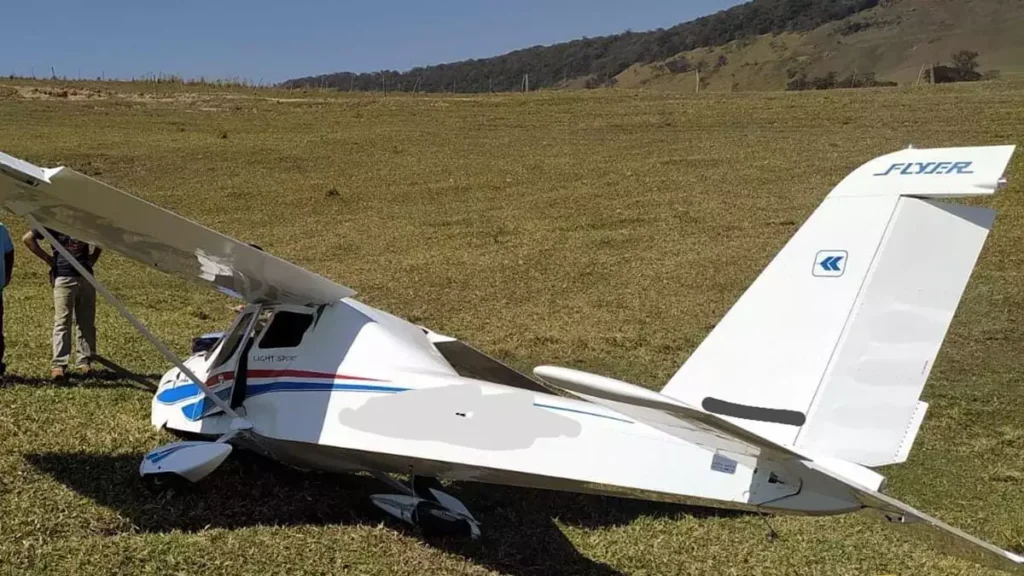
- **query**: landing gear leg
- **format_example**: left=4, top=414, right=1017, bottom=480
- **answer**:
left=370, top=473, right=481, bottom=539
left=761, top=513, right=780, bottom=543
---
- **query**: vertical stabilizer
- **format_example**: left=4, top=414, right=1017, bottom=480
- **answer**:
left=660, top=146, right=1015, bottom=465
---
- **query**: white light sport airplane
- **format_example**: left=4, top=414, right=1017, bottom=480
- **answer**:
left=0, top=145, right=1021, bottom=572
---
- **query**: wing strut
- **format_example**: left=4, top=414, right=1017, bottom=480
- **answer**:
left=27, top=215, right=250, bottom=426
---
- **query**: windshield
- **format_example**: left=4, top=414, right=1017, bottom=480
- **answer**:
left=208, top=311, right=255, bottom=370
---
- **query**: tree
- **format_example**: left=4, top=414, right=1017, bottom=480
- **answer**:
left=930, top=50, right=983, bottom=84
left=666, top=57, right=691, bottom=73
left=951, top=50, right=980, bottom=77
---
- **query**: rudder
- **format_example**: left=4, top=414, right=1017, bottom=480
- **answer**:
left=794, top=197, right=996, bottom=465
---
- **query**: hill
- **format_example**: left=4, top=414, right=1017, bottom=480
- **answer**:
left=283, top=0, right=1023, bottom=93
left=281, top=0, right=881, bottom=92
left=616, top=0, right=1024, bottom=91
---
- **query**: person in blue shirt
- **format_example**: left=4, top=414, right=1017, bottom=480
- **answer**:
left=0, top=222, right=14, bottom=382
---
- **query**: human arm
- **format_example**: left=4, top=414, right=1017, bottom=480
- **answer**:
left=91, top=246, right=102, bottom=265
left=21, top=230, right=53, bottom=267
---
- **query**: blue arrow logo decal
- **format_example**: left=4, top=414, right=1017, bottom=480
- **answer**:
left=813, top=250, right=848, bottom=277
left=819, top=255, right=844, bottom=272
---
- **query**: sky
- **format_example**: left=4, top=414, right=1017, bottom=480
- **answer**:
left=0, top=1, right=746, bottom=84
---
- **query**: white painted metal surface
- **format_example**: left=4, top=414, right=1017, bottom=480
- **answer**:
left=661, top=194, right=901, bottom=446
left=1, top=146, right=1021, bottom=573
left=140, top=441, right=233, bottom=483
left=796, top=198, right=995, bottom=465
left=0, top=152, right=353, bottom=305
left=661, top=145, right=1015, bottom=453
left=827, top=145, right=1016, bottom=198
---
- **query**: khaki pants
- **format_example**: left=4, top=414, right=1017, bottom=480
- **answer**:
left=52, top=276, right=96, bottom=368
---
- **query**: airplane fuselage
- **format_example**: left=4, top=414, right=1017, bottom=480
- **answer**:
left=151, top=298, right=865, bottom=517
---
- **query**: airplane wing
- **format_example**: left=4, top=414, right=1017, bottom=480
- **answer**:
left=0, top=152, right=354, bottom=306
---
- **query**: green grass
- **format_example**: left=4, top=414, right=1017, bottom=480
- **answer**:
left=1, top=79, right=1023, bottom=575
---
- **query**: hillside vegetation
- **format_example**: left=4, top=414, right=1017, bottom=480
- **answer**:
left=283, top=0, right=1023, bottom=94
left=1, top=78, right=1023, bottom=575
left=616, top=0, right=1024, bottom=91
left=282, top=0, right=880, bottom=92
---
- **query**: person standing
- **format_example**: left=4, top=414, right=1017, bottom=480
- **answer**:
left=0, top=222, right=13, bottom=383
left=22, top=227, right=101, bottom=379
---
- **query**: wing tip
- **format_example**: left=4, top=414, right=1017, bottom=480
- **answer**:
left=0, top=150, right=52, bottom=185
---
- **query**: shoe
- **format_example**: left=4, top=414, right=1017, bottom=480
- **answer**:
left=51, top=367, right=66, bottom=381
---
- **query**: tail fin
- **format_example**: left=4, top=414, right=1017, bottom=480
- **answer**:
left=660, top=145, right=1016, bottom=467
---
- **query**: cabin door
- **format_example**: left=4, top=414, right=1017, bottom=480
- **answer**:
left=187, top=304, right=265, bottom=420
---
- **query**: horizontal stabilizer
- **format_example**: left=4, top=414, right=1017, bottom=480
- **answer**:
left=535, top=365, right=1024, bottom=573
left=804, top=461, right=1024, bottom=574
left=533, top=365, right=802, bottom=463
left=0, top=151, right=354, bottom=306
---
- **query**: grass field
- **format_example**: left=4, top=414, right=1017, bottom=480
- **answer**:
left=1, top=78, right=1023, bottom=575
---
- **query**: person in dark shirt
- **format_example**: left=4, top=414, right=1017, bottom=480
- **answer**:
left=22, top=227, right=102, bottom=380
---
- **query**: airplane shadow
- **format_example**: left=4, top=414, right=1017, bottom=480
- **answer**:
left=91, top=356, right=161, bottom=391
left=24, top=450, right=751, bottom=576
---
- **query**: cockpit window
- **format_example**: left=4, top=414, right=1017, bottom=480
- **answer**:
left=258, top=311, right=313, bottom=349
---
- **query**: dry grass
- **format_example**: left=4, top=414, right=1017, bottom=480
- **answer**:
left=619, top=0, right=1024, bottom=92
left=0, top=79, right=1022, bottom=575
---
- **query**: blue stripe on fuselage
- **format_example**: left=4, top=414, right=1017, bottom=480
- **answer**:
left=157, top=383, right=204, bottom=404
left=247, top=381, right=410, bottom=397
left=173, top=380, right=632, bottom=424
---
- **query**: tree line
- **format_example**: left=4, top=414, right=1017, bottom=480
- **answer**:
left=786, top=70, right=896, bottom=90
left=281, top=0, right=879, bottom=93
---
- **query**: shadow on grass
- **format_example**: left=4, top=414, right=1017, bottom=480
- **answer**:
left=25, top=449, right=750, bottom=576
left=91, top=356, right=161, bottom=391
left=4, top=355, right=160, bottom=392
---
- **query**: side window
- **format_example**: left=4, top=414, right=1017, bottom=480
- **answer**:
left=258, top=311, right=313, bottom=349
